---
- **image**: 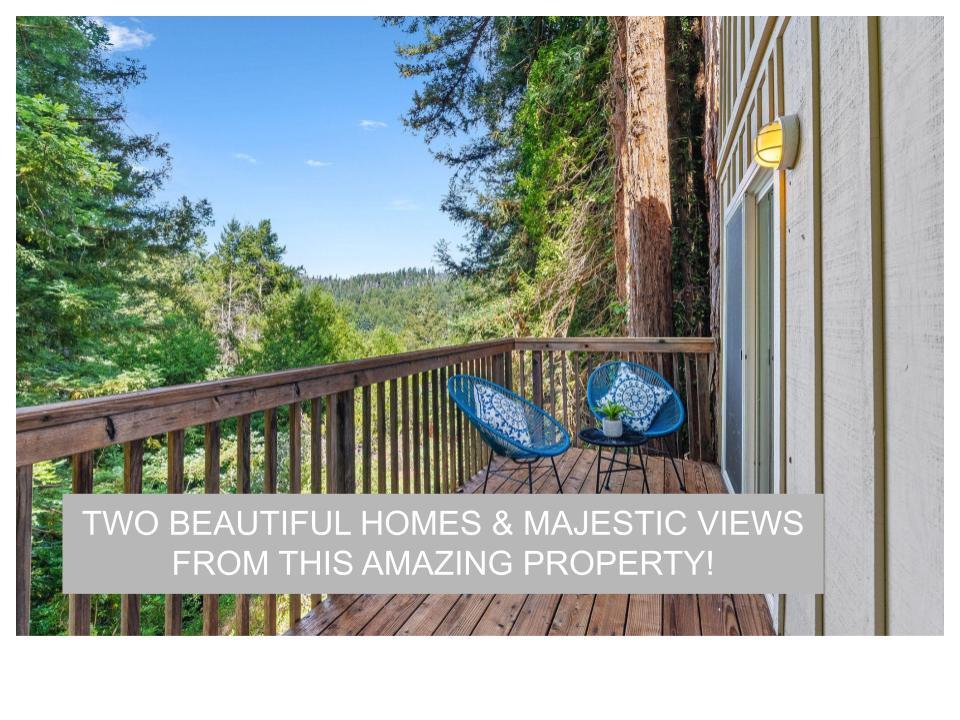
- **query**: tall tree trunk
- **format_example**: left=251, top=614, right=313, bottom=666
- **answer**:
left=703, top=15, right=722, bottom=461
left=609, top=16, right=674, bottom=338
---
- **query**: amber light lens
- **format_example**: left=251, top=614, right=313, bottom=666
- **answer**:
left=753, top=121, right=783, bottom=168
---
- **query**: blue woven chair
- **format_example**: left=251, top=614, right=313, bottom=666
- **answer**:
left=586, top=360, right=686, bottom=491
left=448, top=374, right=570, bottom=493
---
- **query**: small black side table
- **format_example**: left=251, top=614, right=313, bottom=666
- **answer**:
left=578, top=427, right=651, bottom=493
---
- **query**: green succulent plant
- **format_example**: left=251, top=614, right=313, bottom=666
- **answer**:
left=598, top=401, right=628, bottom=420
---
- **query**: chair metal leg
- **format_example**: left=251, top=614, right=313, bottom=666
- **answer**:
left=596, top=448, right=602, bottom=493
left=671, top=435, right=686, bottom=492
left=638, top=447, right=650, bottom=493
left=482, top=449, right=494, bottom=494
left=551, top=457, right=563, bottom=493
left=527, top=462, right=533, bottom=493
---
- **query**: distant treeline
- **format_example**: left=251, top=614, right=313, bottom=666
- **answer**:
left=309, top=268, right=468, bottom=348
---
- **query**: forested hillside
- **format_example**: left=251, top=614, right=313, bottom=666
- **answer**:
left=311, top=268, right=468, bottom=350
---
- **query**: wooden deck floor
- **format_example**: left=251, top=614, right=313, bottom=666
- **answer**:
left=288, top=447, right=775, bottom=636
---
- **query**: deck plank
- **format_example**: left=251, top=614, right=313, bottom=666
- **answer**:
left=510, top=594, right=562, bottom=635
left=287, top=594, right=360, bottom=636
left=548, top=594, right=595, bottom=636
left=697, top=594, right=740, bottom=636
left=321, top=594, right=394, bottom=636
left=359, top=594, right=428, bottom=636
left=472, top=594, right=526, bottom=635
left=396, top=594, right=461, bottom=636
left=625, top=594, right=662, bottom=635
left=586, top=594, right=629, bottom=636
left=734, top=594, right=775, bottom=636
left=663, top=594, right=702, bottom=635
left=433, top=593, right=495, bottom=635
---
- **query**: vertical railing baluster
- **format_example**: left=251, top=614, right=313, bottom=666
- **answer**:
left=361, top=386, right=372, bottom=494
left=431, top=369, right=441, bottom=494
left=16, top=464, right=32, bottom=636
left=288, top=403, right=302, bottom=629
left=121, top=439, right=143, bottom=635
left=165, top=429, right=184, bottom=636
left=236, top=414, right=251, bottom=634
left=203, top=422, right=220, bottom=636
left=421, top=372, right=431, bottom=493
left=531, top=350, right=543, bottom=408
left=412, top=373, right=422, bottom=493
left=377, top=382, right=387, bottom=494
left=401, top=376, right=411, bottom=494
left=549, top=351, right=557, bottom=415
left=573, top=353, right=582, bottom=447
left=263, top=408, right=278, bottom=635
left=561, top=352, right=569, bottom=434
left=439, top=367, right=449, bottom=493
left=447, top=366, right=457, bottom=491
left=68, top=451, right=94, bottom=635
left=520, top=351, right=527, bottom=398
left=390, top=378, right=399, bottom=495
left=309, top=399, right=323, bottom=610
left=454, top=363, right=465, bottom=489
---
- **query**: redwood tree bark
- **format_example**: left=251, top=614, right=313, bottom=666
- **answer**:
left=703, top=15, right=722, bottom=462
left=609, top=16, right=674, bottom=338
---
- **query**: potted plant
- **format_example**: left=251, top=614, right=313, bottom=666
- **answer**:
left=598, top=401, right=628, bottom=438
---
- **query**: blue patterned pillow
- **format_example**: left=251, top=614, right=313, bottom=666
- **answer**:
left=598, top=365, right=671, bottom=433
left=473, top=384, right=532, bottom=447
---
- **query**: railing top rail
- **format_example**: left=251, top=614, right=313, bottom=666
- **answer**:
left=514, top=336, right=717, bottom=353
left=16, top=336, right=716, bottom=466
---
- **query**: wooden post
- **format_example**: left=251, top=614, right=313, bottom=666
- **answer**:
left=203, top=422, right=220, bottom=636
left=121, top=439, right=143, bottom=635
left=236, top=414, right=251, bottom=635
left=165, top=429, right=184, bottom=636
left=328, top=390, right=356, bottom=495
left=68, top=451, right=93, bottom=635
left=288, top=403, right=301, bottom=630
left=531, top=350, right=544, bottom=407
left=16, top=464, right=32, bottom=636
left=263, top=408, right=277, bottom=635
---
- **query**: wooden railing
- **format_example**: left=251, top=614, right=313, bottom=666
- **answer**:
left=15, top=336, right=716, bottom=635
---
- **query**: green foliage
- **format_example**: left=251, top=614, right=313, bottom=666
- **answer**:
left=598, top=401, right=628, bottom=420
left=243, top=285, right=357, bottom=373
left=312, top=267, right=469, bottom=350
left=16, top=17, right=214, bottom=404
left=391, top=17, right=616, bottom=338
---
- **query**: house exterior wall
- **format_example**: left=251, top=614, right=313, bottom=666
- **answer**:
left=716, top=16, right=943, bottom=635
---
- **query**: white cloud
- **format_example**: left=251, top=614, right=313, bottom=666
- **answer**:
left=233, top=153, right=258, bottom=164
left=305, top=160, right=333, bottom=167
left=359, top=119, right=388, bottom=130
left=97, top=19, right=155, bottom=52
left=386, top=199, right=419, bottom=212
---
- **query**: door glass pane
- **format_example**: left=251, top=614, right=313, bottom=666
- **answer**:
left=723, top=204, right=743, bottom=493
left=756, top=189, right=774, bottom=494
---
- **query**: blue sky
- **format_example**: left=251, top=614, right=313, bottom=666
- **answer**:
left=103, top=16, right=464, bottom=277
